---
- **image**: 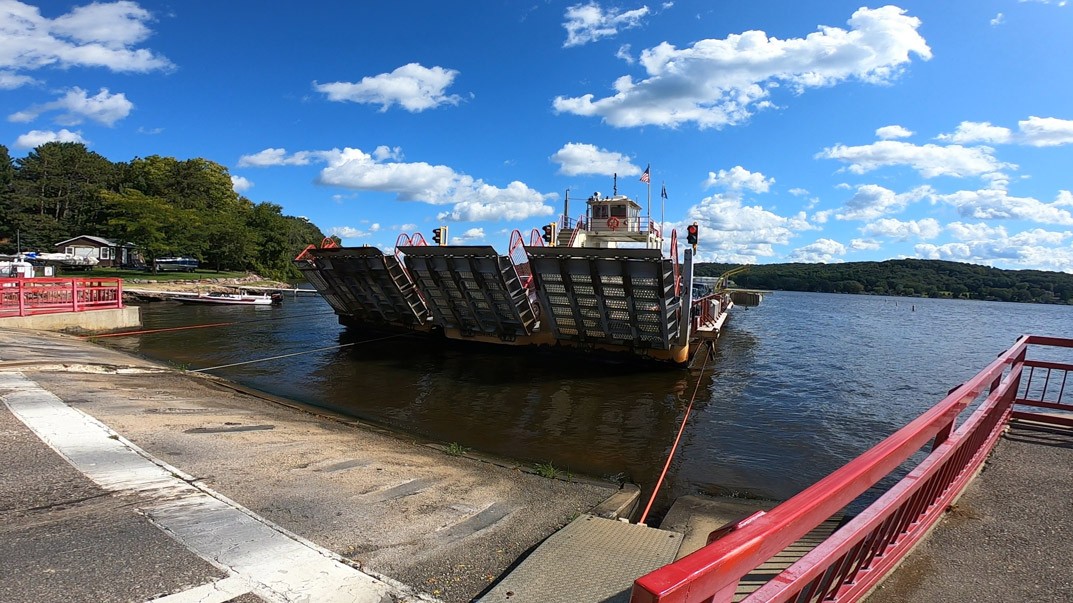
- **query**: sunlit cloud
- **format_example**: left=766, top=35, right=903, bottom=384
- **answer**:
left=238, top=145, right=556, bottom=222
left=703, top=166, right=773, bottom=193
left=0, top=0, right=173, bottom=86
left=13, top=128, right=86, bottom=149
left=554, top=6, right=930, bottom=129
left=550, top=142, right=642, bottom=177
left=8, top=87, right=133, bottom=126
left=314, top=63, right=462, bottom=112
left=563, top=2, right=650, bottom=47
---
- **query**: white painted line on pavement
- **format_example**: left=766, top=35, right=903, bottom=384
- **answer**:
left=144, top=576, right=251, bottom=603
left=0, top=371, right=436, bottom=603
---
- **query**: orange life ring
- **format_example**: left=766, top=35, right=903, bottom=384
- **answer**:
left=607, top=217, right=620, bottom=230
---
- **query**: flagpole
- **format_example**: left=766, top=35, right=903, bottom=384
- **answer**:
left=660, top=181, right=665, bottom=248
left=646, top=166, right=651, bottom=235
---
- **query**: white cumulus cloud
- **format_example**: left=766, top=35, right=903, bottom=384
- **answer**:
left=9, top=87, right=133, bottom=126
left=553, top=6, right=931, bottom=129
left=933, top=188, right=1073, bottom=225
left=314, top=63, right=462, bottom=112
left=13, top=128, right=86, bottom=149
left=818, top=140, right=1011, bottom=179
left=230, top=175, right=253, bottom=193
left=835, top=184, right=932, bottom=221
left=0, top=0, right=172, bottom=85
left=550, top=142, right=642, bottom=177
left=916, top=227, right=1073, bottom=272
left=936, top=121, right=1013, bottom=145
left=703, top=166, right=773, bottom=193
left=237, top=148, right=322, bottom=167
left=682, top=189, right=816, bottom=263
left=239, top=146, right=555, bottom=223
left=862, top=217, right=942, bottom=240
left=876, top=125, right=914, bottom=140
left=788, top=238, right=847, bottom=263
left=563, top=2, right=650, bottom=47
left=1018, top=116, right=1073, bottom=147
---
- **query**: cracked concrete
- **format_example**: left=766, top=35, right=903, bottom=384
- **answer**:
left=0, top=329, right=617, bottom=602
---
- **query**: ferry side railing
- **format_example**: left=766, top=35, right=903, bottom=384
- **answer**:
left=0, top=277, right=124, bottom=317
left=1011, top=335, right=1073, bottom=428
left=632, top=335, right=1072, bottom=603
left=508, top=229, right=537, bottom=291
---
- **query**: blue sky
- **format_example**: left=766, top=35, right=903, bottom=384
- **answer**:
left=3, top=1, right=1073, bottom=271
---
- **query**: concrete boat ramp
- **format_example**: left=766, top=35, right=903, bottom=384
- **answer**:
left=1, top=328, right=821, bottom=603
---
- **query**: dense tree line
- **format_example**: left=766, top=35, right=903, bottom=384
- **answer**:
left=0, top=142, right=327, bottom=281
left=696, top=259, right=1073, bottom=304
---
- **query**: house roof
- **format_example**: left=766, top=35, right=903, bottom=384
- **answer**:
left=54, top=235, right=117, bottom=247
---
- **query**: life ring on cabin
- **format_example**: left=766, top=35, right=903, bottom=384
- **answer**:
left=607, top=217, right=620, bottom=231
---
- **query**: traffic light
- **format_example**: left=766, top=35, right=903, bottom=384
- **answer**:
left=686, top=223, right=699, bottom=246
left=432, top=226, right=447, bottom=246
left=542, top=223, right=555, bottom=245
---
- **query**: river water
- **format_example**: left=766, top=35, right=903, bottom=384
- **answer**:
left=103, top=291, right=1073, bottom=518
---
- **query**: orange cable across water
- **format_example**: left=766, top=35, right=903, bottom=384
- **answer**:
left=637, top=342, right=713, bottom=526
left=83, top=322, right=236, bottom=338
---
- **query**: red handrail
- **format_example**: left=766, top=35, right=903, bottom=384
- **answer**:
left=1, top=277, right=124, bottom=317
left=670, top=229, right=680, bottom=296
left=295, top=237, right=339, bottom=261
left=509, top=229, right=536, bottom=290
left=632, top=335, right=1066, bottom=603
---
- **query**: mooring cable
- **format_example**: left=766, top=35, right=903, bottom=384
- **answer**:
left=189, top=333, right=410, bottom=373
left=85, top=322, right=237, bottom=338
left=637, top=342, right=714, bottom=526
left=81, top=310, right=339, bottom=339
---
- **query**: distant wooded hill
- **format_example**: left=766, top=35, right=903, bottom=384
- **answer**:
left=0, top=142, right=329, bottom=282
left=696, top=259, right=1073, bottom=304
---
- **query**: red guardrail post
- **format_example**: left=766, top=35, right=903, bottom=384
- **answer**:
left=18, top=279, right=26, bottom=317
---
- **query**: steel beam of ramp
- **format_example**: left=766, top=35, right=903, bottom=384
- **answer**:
left=399, top=246, right=538, bottom=341
left=298, top=247, right=429, bottom=328
left=525, top=247, right=680, bottom=350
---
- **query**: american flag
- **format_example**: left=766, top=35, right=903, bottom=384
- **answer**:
left=639, top=165, right=650, bottom=183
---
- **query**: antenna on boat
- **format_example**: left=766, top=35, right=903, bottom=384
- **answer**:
left=564, top=189, right=569, bottom=225
left=613, top=173, right=618, bottom=196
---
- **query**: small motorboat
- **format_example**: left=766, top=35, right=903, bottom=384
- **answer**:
left=177, top=291, right=283, bottom=306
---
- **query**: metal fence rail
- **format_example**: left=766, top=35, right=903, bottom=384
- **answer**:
left=632, top=334, right=1073, bottom=603
left=0, top=277, right=124, bottom=317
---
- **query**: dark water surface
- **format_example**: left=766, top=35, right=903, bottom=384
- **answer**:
left=104, top=291, right=1073, bottom=516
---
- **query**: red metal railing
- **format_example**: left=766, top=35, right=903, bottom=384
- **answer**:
left=294, top=236, right=339, bottom=261
left=691, top=293, right=728, bottom=331
left=632, top=335, right=1073, bottom=603
left=0, top=277, right=124, bottom=317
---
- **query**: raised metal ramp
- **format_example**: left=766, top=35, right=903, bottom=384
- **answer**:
left=478, top=515, right=682, bottom=603
left=298, top=247, right=429, bottom=328
left=525, top=247, right=680, bottom=350
left=659, top=495, right=844, bottom=602
left=399, top=245, right=538, bottom=340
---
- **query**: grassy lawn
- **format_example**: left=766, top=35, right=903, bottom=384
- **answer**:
left=72, top=268, right=250, bottom=281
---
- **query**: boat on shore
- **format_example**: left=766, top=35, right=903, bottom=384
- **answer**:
left=294, top=188, right=760, bottom=366
left=177, top=291, right=283, bottom=306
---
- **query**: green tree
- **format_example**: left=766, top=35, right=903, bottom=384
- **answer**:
left=102, top=189, right=201, bottom=270
left=10, top=142, right=116, bottom=249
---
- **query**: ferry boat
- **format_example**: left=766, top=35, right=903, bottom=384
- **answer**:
left=294, top=190, right=757, bottom=366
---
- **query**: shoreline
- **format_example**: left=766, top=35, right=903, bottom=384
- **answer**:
left=0, top=328, right=621, bottom=602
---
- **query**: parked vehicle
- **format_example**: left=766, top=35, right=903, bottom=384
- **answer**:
left=152, top=257, right=199, bottom=272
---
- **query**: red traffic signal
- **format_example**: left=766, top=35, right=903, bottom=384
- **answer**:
left=686, top=223, right=699, bottom=245
left=542, top=223, right=554, bottom=243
